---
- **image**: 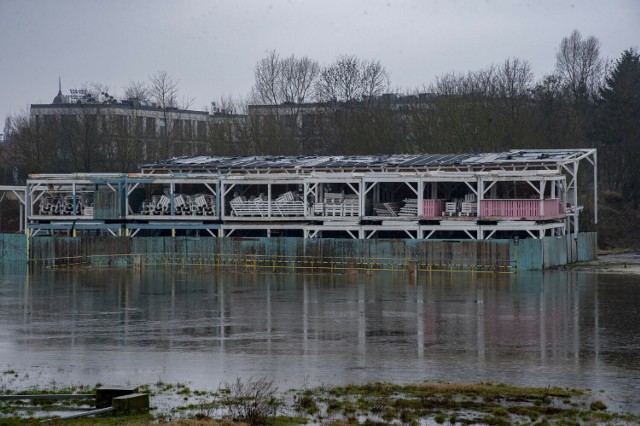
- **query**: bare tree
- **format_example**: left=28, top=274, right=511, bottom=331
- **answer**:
left=496, top=58, right=534, bottom=99
left=426, top=58, right=539, bottom=153
left=221, top=377, right=281, bottom=425
left=281, top=55, right=320, bottom=104
left=2, top=112, right=59, bottom=179
left=316, top=54, right=390, bottom=102
left=555, top=29, right=605, bottom=102
left=468, top=65, right=498, bottom=96
left=124, top=80, right=150, bottom=101
left=250, top=51, right=321, bottom=153
left=251, top=50, right=320, bottom=106
left=147, top=71, right=183, bottom=158
left=251, top=50, right=282, bottom=107
left=212, top=94, right=247, bottom=115
left=202, top=95, right=249, bottom=156
left=431, top=71, right=466, bottom=96
left=361, top=59, right=391, bottom=101
left=149, top=70, right=179, bottom=108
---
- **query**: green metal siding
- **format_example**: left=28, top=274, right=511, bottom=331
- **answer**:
left=0, top=234, right=27, bottom=274
left=577, top=232, right=598, bottom=261
left=20, top=232, right=598, bottom=272
left=514, top=238, right=542, bottom=271
left=0, top=233, right=26, bottom=262
left=542, top=236, right=568, bottom=268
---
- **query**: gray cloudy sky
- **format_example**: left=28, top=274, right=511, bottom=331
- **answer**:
left=1, top=0, right=639, bottom=124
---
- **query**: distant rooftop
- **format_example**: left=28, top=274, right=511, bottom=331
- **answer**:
left=33, top=79, right=209, bottom=115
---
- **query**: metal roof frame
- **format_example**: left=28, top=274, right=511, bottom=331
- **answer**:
left=141, top=149, right=596, bottom=175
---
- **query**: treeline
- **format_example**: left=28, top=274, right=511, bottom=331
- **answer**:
left=1, top=30, right=639, bottom=208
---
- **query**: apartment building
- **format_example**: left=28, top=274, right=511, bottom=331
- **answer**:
left=30, top=84, right=211, bottom=158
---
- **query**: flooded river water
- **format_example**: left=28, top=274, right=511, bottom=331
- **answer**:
left=1, top=267, right=639, bottom=413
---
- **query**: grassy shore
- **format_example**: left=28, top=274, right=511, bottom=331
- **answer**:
left=1, top=380, right=638, bottom=425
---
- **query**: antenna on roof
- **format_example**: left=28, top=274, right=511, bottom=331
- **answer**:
left=58, top=76, right=62, bottom=93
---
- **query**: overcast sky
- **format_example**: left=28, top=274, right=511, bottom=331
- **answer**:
left=1, top=0, right=639, bottom=126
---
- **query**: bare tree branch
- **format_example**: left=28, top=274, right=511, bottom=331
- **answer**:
left=124, top=80, right=150, bottom=101
left=149, top=70, right=179, bottom=108
left=555, top=29, right=605, bottom=101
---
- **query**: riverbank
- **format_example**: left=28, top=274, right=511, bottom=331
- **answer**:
left=1, top=380, right=638, bottom=425
left=568, top=252, right=640, bottom=275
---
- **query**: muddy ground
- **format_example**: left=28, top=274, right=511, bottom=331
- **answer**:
left=569, top=252, right=640, bottom=275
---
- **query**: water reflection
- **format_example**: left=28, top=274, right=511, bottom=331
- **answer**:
left=0, top=268, right=638, bottom=412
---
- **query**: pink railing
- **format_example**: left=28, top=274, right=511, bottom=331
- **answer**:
left=422, top=199, right=446, bottom=217
left=480, top=199, right=564, bottom=219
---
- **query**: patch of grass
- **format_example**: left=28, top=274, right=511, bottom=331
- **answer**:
left=381, top=407, right=397, bottom=422
left=473, top=414, right=511, bottom=426
left=293, top=393, right=318, bottom=415
left=362, top=419, right=388, bottom=426
left=138, top=384, right=153, bottom=396
left=263, top=415, right=308, bottom=425
left=325, top=398, right=342, bottom=413
left=2, top=380, right=638, bottom=425
left=219, top=377, right=281, bottom=425
left=508, top=405, right=540, bottom=421
left=399, top=409, right=416, bottom=423
left=434, top=413, right=446, bottom=424
left=490, top=406, right=509, bottom=417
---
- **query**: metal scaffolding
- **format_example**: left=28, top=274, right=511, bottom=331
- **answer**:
left=18, top=149, right=596, bottom=241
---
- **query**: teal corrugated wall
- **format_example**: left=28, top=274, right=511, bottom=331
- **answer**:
left=514, top=234, right=597, bottom=271
left=577, top=232, right=598, bottom=261
left=542, top=236, right=569, bottom=268
left=19, top=232, right=598, bottom=271
left=0, top=233, right=26, bottom=262
left=514, top=238, right=542, bottom=271
left=0, top=233, right=27, bottom=274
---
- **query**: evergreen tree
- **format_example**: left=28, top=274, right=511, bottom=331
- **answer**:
left=598, top=48, right=640, bottom=207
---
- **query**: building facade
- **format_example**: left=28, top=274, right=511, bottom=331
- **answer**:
left=31, top=92, right=211, bottom=158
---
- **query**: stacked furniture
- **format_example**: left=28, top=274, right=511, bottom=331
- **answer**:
left=140, top=193, right=215, bottom=216
left=398, top=198, right=418, bottom=216
left=315, top=193, right=359, bottom=217
left=38, top=194, right=94, bottom=216
left=230, top=191, right=304, bottom=217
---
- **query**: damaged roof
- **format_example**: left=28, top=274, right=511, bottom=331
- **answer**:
left=142, top=149, right=595, bottom=173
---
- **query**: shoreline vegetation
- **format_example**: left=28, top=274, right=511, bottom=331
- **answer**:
left=1, top=378, right=638, bottom=425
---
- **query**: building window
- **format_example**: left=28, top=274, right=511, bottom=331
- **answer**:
left=61, top=114, right=77, bottom=132
left=197, top=121, right=207, bottom=141
left=145, top=117, right=156, bottom=137
left=184, top=120, right=192, bottom=140
left=284, top=114, right=296, bottom=131
left=116, top=115, right=128, bottom=136
left=172, top=119, right=182, bottom=139
left=43, top=115, right=56, bottom=127
left=135, top=117, right=144, bottom=137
